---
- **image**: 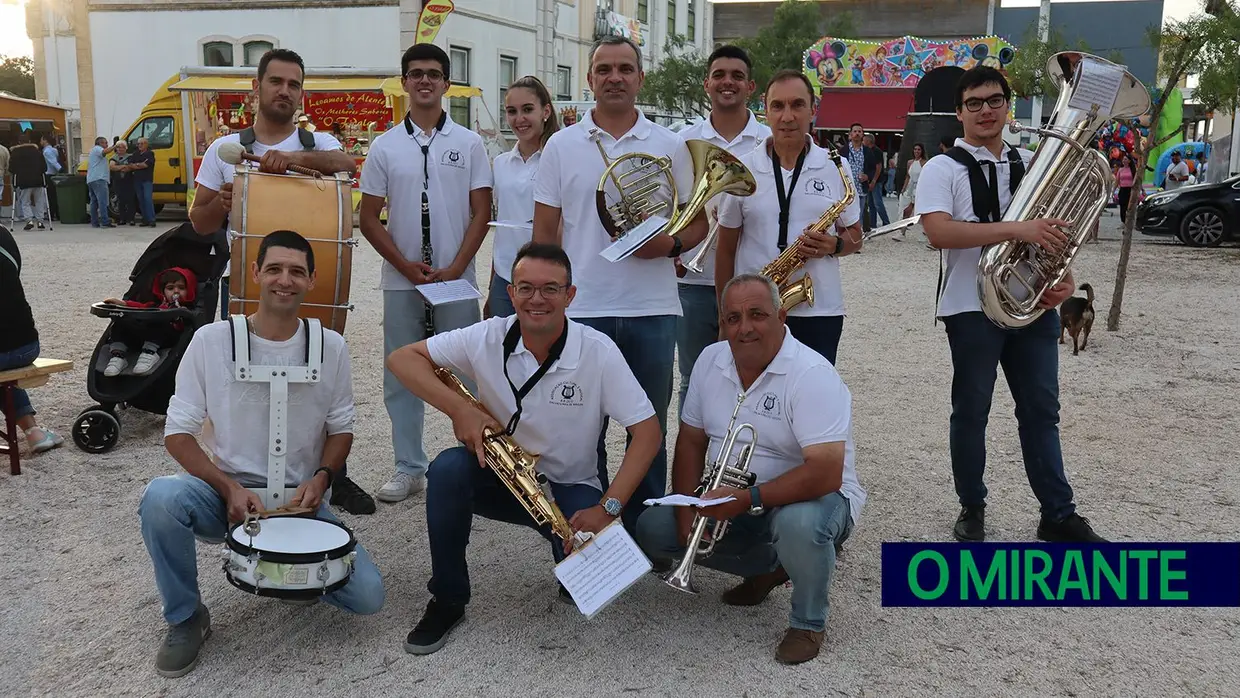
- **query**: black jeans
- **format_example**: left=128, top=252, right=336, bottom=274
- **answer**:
left=1118, top=187, right=1131, bottom=223
left=785, top=315, right=844, bottom=365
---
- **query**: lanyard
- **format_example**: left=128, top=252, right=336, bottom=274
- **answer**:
left=495, top=319, right=570, bottom=438
left=771, top=144, right=809, bottom=251
left=405, top=110, right=448, bottom=189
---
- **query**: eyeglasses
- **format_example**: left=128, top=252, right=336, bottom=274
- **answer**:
left=404, top=69, right=445, bottom=83
left=963, top=94, right=1008, bottom=112
left=511, top=283, right=566, bottom=299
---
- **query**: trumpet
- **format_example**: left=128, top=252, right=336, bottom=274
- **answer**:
left=664, top=391, right=758, bottom=595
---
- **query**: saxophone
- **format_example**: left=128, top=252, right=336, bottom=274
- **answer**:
left=760, top=147, right=855, bottom=311
left=435, top=367, right=576, bottom=546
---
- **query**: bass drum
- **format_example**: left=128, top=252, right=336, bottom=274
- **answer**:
left=228, top=168, right=354, bottom=334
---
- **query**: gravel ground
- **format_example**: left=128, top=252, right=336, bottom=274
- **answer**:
left=2, top=212, right=1238, bottom=697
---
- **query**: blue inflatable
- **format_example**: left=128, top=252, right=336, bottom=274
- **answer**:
left=1152, top=142, right=1212, bottom=188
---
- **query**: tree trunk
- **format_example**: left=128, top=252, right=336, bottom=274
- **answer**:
left=1107, top=108, right=1163, bottom=331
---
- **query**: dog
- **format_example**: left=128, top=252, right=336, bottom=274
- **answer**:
left=1059, top=283, right=1095, bottom=355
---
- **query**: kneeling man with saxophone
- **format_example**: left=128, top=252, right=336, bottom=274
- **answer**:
left=636, top=272, right=865, bottom=665
left=386, top=242, right=661, bottom=655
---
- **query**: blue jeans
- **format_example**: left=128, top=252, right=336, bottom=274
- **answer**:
left=135, top=179, right=155, bottom=223
left=484, top=271, right=515, bottom=319
left=942, top=310, right=1076, bottom=519
left=576, top=315, right=675, bottom=532
left=0, top=340, right=40, bottom=420
left=676, top=284, right=718, bottom=413
left=867, top=185, right=889, bottom=228
left=384, top=290, right=481, bottom=477
left=636, top=492, right=853, bottom=632
left=425, top=446, right=602, bottom=605
left=88, top=179, right=110, bottom=226
left=138, top=473, right=386, bottom=625
left=785, top=315, right=843, bottom=365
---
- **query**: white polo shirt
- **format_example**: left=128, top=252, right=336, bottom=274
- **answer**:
left=914, top=138, right=1034, bottom=317
left=426, top=316, right=656, bottom=491
left=491, top=145, right=541, bottom=283
left=676, top=112, right=770, bottom=287
left=195, top=129, right=344, bottom=278
left=360, top=113, right=492, bottom=291
left=683, top=328, right=865, bottom=525
left=533, top=108, right=694, bottom=318
left=717, top=139, right=862, bottom=318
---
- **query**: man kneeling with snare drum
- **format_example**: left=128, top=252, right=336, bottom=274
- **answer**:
left=635, top=272, right=865, bottom=665
left=138, top=230, right=385, bottom=678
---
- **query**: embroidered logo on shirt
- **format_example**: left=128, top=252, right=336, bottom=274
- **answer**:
left=755, top=392, right=782, bottom=419
left=804, top=178, right=829, bottom=195
left=442, top=149, right=464, bottom=168
left=549, top=381, right=583, bottom=407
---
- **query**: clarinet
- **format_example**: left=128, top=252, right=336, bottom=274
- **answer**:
left=421, top=190, right=435, bottom=337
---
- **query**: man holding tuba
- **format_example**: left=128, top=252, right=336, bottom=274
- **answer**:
left=636, top=273, right=865, bottom=666
left=714, top=70, right=863, bottom=366
left=532, top=35, right=709, bottom=532
left=386, top=242, right=662, bottom=656
left=915, top=65, right=1105, bottom=543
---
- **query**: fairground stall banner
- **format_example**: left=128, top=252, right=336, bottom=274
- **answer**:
left=415, top=1, right=455, bottom=44
left=804, top=35, right=1016, bottom=93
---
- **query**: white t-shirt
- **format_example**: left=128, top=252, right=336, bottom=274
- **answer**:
left=914, top=138, right=1034, bottom=318
left=683, top=327, right=865, bottom=525
left=676, top=112, right=770, bottom=287
left=165, top=321, right=355, bottom=488
left=360, top=113, right=493, bottom=291
left=491, top=145, right=541, bottom=283
left=426, top=316, right=655, bottom=491
left=195, top=129, right=344, bottom=277
left=717, top=138, right=862, bottom=317
left=533, top=109, right=693, bottom=318
left=1165, top=160, right=1190, bottom=190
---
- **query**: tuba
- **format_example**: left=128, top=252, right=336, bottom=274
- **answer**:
left=592, top=130, right=757, bottom=262
left=435, top=368, right=577, bottom=546
left=979, top=51, right=1150, bottom=329
left=664, top=392, right=758, bottom=595
left=759, top=145, right=856, bottom=311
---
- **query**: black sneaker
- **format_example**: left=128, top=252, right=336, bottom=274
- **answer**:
left=155, top=603, right=211, bottom=678
left=953, top=505, right=986, bottom=541
left=404, top=599, right=465, bottom=655
left=330, top=475, right=376, bottom=515
left=1037, top=513, right=1107, bottom=542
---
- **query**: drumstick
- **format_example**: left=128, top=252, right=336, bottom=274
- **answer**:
left=253, top=505, right=315, bottom=519
left=218, top=141, right=325, bottom=177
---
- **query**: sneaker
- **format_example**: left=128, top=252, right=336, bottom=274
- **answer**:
left=25, top=427, right=64, bottom=453
left=104, top=356, right=127, bottom=377
left=330, top=474, right=376, bottom=515
left=1037, top=513, right=1108, bottom=542
left=404, top=599, right=465, bottom=655
left=155, top=603, right=211, bottom=678
left=721, top=566, right=789, bottom=606
left=377, top=472, right=426, bottom=503
left=775, top=628, right=825, bottom=665
left=953, top=505, right=985, bottom=542
left=37, top=223, right=45, bottom=230
left=23, top=222, right=33, bottom=231
left=133, top=350, right=159, bottom=375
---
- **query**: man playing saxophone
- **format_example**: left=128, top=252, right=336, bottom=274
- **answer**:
left=386, top=242, right=662, bottom=656
left=715, top=70, right=863, bottom=365
left=636, top=273, right=865, bottom=666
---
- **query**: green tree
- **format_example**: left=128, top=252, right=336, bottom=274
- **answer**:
left=0, top=55, right=36, bottom=100
left=638, top=34, right=709, bottom=117
left=1006, top=21, right=1097, bottom=99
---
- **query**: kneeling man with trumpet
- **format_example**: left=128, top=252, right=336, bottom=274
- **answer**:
left=386, top=242, right=662, bottom=655
left=636, top=272, right=865, bottom=665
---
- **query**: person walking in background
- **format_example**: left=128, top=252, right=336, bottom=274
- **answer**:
left=87, top=136, right=117, bottom=228
left=9, top=132, right=49, bottom=231
left=1114, top=154, right=1136, bottom=224
left=862, top=134, right=889, bottom=229
left=1164, top=150, right=1189, bottom=191
left=895, top=142, right=927, bottom=242
left=130, top=137, right=157, bottom=227
left=41, top=134, right=61, bottom=222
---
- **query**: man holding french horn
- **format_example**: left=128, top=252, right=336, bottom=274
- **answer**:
left=636, top=272, right=864, bottom=666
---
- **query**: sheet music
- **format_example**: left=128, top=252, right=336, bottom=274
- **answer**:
left=488, top=221, right=533, bottom=231
left=599, top=215, right=670, bottom=263
left=643, top=494, right=738, bottom=508
left=415, top=279, right=483, bottom=306
left=554, top=520, right=652, bottom=618
left=1068, top=58, right=1125, bottom=114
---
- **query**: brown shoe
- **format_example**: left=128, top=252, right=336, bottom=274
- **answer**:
left=775, top=628, right=825, bottom=665
left=720, top=566, right=789, bottom=606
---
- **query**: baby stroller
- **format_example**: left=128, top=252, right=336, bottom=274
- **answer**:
left=73, top=222, right=228, bottom=453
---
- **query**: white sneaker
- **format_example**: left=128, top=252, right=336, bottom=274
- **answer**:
left=104, top=356, right=127, bottom=376
left=133, top=350, right=159, bottom=375
left=377, top=472, right=427, bottom=503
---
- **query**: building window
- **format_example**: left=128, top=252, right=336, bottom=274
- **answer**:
left=637, top=0, right=648, bottom=23
left=203, top=42, right=233, bottom=67
left=243, top=41, right=274, bottom=67
left=499, top=55, right=518, bottom=132
left=556, top=65, right=572, bottom=101
left=667, top=0, right=676, bottom=34
left=687, top=0, right=695, bottom=41
left=449, top=46, right=471, bottom=127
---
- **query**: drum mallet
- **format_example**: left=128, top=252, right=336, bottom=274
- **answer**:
left=218, top=141, right=327, bottom=177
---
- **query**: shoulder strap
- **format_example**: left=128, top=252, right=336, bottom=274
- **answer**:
left=239, top=127, right=256, bottom=154
left=1007, top=145, right=1025, bottom=194
left=944, top=147, right=998, bottom=223
left=299, top=128, right=316, bottom=150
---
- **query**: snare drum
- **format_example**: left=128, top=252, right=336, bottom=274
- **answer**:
left=229, top=168, right=355, bottom=334
left=223, top=516, right=357, bottom=599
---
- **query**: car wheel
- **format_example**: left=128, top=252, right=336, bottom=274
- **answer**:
left=1179, top=206, right=1226, bottom=248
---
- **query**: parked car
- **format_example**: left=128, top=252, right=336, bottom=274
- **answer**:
left=1135, top=175, right=1240, bottom=247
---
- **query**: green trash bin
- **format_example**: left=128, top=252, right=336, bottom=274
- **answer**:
left=51, top=174, right=88, bottom=224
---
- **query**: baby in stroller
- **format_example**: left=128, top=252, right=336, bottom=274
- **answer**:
left=101, top=266, right=199, bottom=376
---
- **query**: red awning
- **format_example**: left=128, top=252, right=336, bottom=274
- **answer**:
left=814, top=89, right=915, bottom=132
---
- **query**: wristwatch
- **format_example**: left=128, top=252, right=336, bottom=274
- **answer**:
left=747, top=485, right=764, bottom=515
left=601, top=497, right=622, bottom=517
left=666, top=235, right=684, bottom=258
left=831, top=236, right=845, bottom=256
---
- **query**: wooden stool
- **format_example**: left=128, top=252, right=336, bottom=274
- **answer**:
left=0, top=358, right=73, bottom=475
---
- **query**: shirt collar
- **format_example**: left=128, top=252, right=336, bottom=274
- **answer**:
left=501, top=142, right=541, bottom=164
left=712, top=326, right=799, bottom=385
left=582, top=107, right=653, bottom=142
left=405, top=110, right=454, bottom=140
left=751, top=136, right=826, bottom=174
left=699, top=110, right=765, bottom=145
left=503, top=315, right=582, bottom=371
left=953, top=137, right=1015, bottom=162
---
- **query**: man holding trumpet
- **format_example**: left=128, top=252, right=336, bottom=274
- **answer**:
left=636, top=272, right=865, bottom=666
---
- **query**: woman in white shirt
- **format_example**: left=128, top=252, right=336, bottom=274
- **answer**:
left=898, top=142, right=926, bottom=219
left=485, top=76, right=560, bottom=318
